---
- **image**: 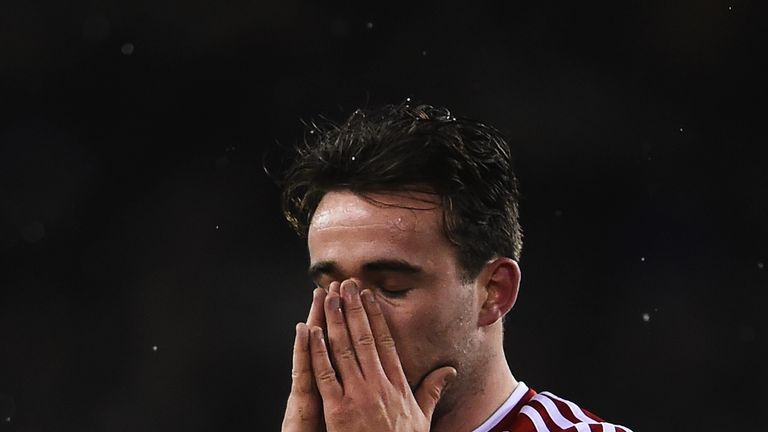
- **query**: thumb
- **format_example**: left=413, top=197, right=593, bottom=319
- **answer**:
left=414, top=366, right=457, bottom=420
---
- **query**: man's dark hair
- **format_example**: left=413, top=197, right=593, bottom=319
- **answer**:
left=280, top=102, right=523, bottom=282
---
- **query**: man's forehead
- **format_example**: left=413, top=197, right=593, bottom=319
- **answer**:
left=309, top=190, right=442, bottom=233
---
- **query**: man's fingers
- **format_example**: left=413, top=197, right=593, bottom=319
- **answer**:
left=290, top=322, right=314, bottom=394
left=341, top=281, right=384, bottom=379
left=325, top=291, right=363, bottom=382
left=306, top=288, right=327, bottom=329
left=414, top=366, right=457, bottom=421
left=329, top=280, right=341, bottom=295
left=361, top=289, right=409, bottom=388
left=309, top=326, right=343, bottom=400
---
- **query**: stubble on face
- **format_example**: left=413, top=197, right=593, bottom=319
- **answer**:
left=427, top=281, right=493, bottom=422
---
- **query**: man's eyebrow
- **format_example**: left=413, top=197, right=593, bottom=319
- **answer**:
left=307, top=259, right=423, bottom=281
left=307, top=261, right=338, bottom=281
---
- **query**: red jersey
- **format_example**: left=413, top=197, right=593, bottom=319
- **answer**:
left=471, top=382, right=633, bottom=432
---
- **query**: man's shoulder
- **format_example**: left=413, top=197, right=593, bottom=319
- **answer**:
left=488, top=385, right=632, bottom=432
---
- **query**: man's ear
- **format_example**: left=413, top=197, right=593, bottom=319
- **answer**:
left=476, top=258, right=521, bottom=327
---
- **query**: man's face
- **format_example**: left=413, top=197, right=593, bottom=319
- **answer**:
left=307, top=190, right=485, bottom=390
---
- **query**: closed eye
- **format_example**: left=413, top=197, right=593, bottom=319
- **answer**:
left=377, top=287, right=411, bottom=299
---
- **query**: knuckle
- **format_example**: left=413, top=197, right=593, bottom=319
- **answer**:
left=345, top=301, right=364, bottom=313
left=317, top=368, right=337, bottom=383
left=336, top=346, right=356, bottom=360
left=290, top=369, right=313, bottom=392
left=429, top=386, right=442, bottom=400
left=290, top=368, right=304, bottom=380
left=355, top=333, right=376, bottom=347
left=378, top=335, right=397, bottom=349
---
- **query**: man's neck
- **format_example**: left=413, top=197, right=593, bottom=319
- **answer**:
left=430, top=352, right=517, bottom=432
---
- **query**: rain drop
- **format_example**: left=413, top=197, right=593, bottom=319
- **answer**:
left=351, top=156, right=356, bottom=161
left=642, top=313, right=650, bottom=322
left=121, top=42, right=135, bottom=56
left=640, top=256, right=646, bottom=262
left=152, top=345, right=158, bottom=351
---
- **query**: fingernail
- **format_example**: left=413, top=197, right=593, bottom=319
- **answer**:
left=344, top=281, right=359, bottom=297
left=443, top=369, right=458, bottom=386
left=328, top=294, right=341, bottom=310
left=362, top=289, right=376, bottom=303
left=329, top=281, right=340, bottom=293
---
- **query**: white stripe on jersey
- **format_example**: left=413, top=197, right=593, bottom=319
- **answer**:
left=520, top=405, right=549, bottom=432
left=540, top=392, right=596, bottom=424
left=574, top=424, right=590, bottom=432
left=531, top=394, right=579, bottom=430
left=540, top=392, right=633, bottom=432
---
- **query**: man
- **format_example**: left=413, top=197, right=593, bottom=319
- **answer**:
left=278, top=103, right=632, bottom=432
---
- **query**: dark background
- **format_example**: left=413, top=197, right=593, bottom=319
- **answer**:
left=1, top=0, right=766, bottom=430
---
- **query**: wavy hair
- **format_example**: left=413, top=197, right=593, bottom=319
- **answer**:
left=279, top=102, right=523, bottom=281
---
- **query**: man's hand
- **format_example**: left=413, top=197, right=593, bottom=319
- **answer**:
left=281, top=286, right=330, bottom=432
left=309, top=280, right=457, bottom=432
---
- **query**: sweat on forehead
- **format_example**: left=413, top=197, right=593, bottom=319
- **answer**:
left=308, top=190, right=442, bottom=233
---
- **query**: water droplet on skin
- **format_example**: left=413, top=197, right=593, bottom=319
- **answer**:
left=642, top=313, right=650, bottom=322
left=121, top=42, right=134, bottom=55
